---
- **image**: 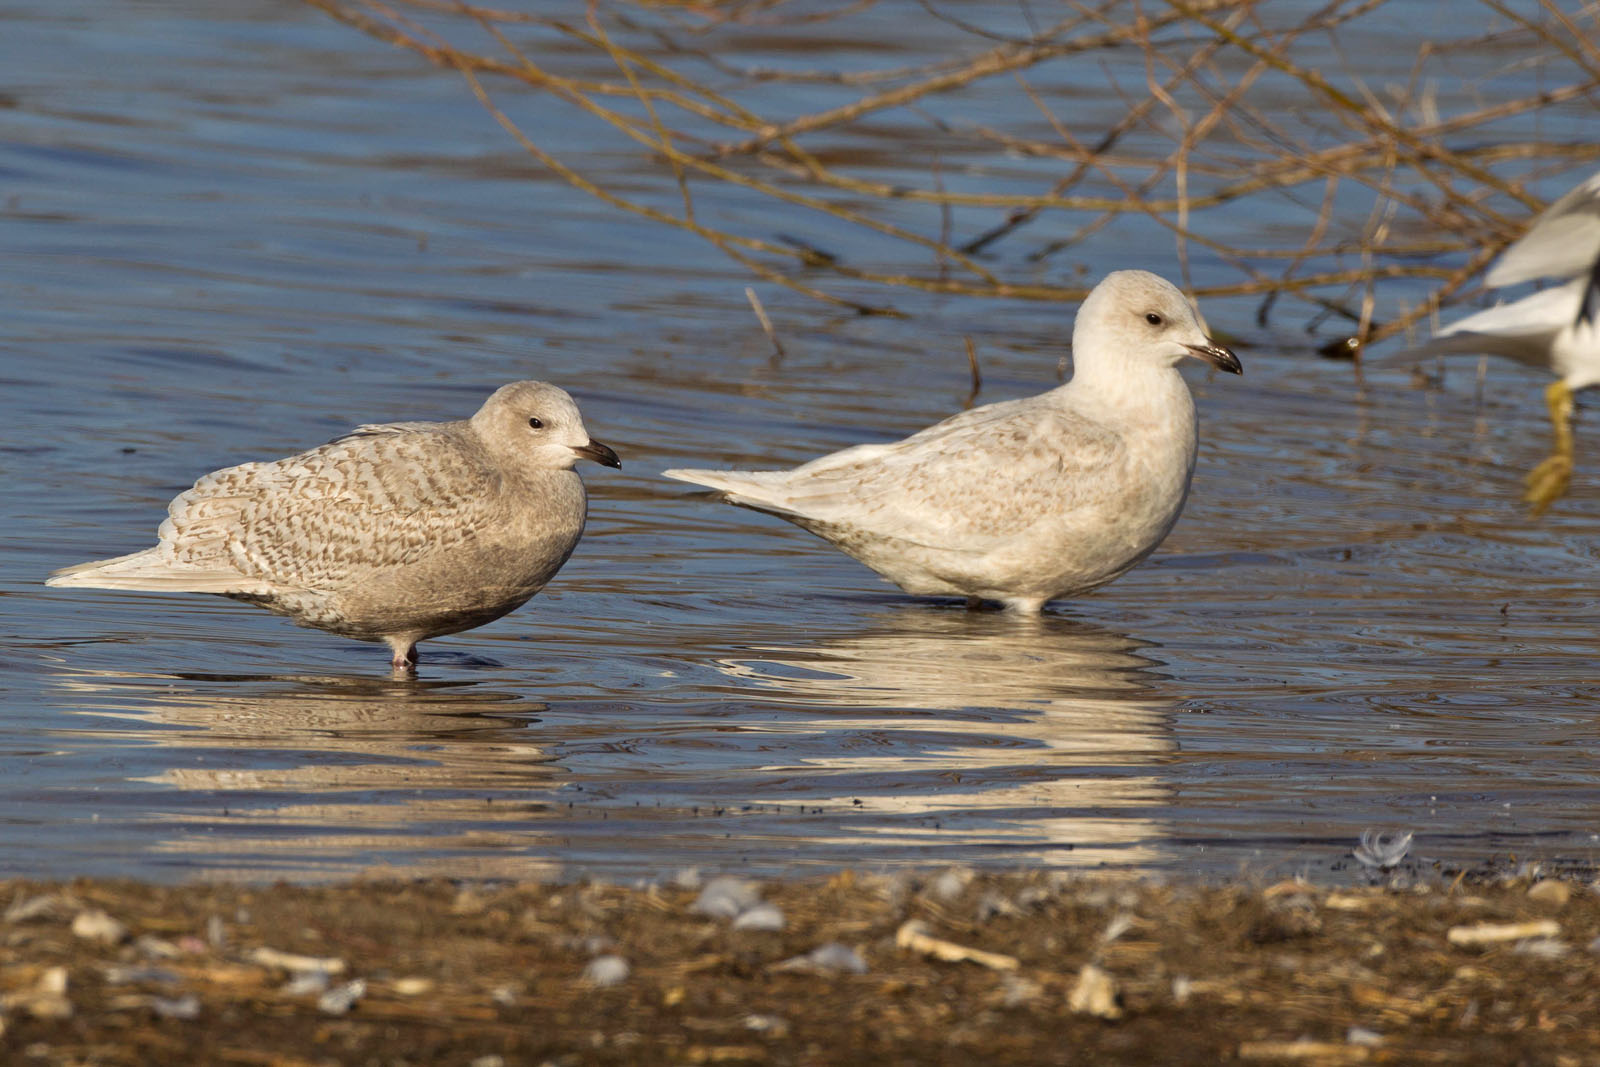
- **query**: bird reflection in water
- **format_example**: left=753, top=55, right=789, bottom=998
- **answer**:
left=47, top=611, right=1184, bottom=876
left=709, top=607, right=1178, bottom=869
left=49, top=670, right=561, bottom=880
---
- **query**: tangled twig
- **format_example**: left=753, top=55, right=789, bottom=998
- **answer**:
left=300, top=0, right=1600, bottom=346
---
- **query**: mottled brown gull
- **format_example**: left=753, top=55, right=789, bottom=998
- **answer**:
left=48, top=380, right=620, bottom=670
left=664, top=270, right=1240, bottom=614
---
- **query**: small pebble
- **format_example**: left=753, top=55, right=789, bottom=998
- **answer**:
left=581, top=934, right=615, bottom=955
left=999, top=973, right=1044, bottom=1007
left=317, top=978, right=366, bottom=1015
left=101, top=964, right=180, bottom=986
left=1512, top=937, right=1570, bottom=959
left=1527, top=880, right=1571, bottom=907
left=773, top=942, right=868, bottom=974
left=692, top=877, right=762, bottom=919
left=975, top=892, right=1019, bottom=922
left=743, top=1013, right=790, bottom=1036
left=283, top=971, right=331, bottom=996
left=931, top=868, right=974, bottom=901
left=14, top=993, right=73, bottom=1020
left=39, top=967, right=68, bottom=996
left=135, top=936, right=182, bottom=960
left=4, top=968, right=73, bottom=1020
left=71, top=909, right=128, bottom=945
left=1068, top=963, right=1121, bottom=1020
left=731, top=903, right=785, bottom=932
left=581, top=955, right=630, bottom=988
left=811, top=942, right=868, bottom=973
left=150, top=994, right=201, bottom=1020
left=1015, top=886, right=1055, bottom=910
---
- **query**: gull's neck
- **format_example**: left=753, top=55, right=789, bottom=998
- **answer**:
left=1058, top=356, right=1194, bottom=425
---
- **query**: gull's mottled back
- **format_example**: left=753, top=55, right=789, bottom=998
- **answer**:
left=47, top=380, right=621, bottom=670
left=665, top=270, right=1240, bottom=613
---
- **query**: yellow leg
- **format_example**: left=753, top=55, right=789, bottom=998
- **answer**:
left=1523, top=380, right=1575, bottom=517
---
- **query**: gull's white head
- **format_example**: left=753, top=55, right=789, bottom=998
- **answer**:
left=1071, top=270, right=1241, bottom=380
left=471, top=380, right=621, bottom=472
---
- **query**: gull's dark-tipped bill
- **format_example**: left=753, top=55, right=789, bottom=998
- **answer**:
left=1184, top=342, right=1243, bottom=375
left=574, top=440, right=622, bottom=468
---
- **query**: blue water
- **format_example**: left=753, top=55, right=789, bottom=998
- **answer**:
left=3, top=0, right=1598, bottom=882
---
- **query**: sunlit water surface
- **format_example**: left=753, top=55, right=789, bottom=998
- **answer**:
left=3, top=0, right=1598, bottom=882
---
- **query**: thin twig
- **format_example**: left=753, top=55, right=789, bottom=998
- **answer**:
left=963, top=336, right=982, bottom=408
left=746, top=287, right=786, bottom=363
left=296, top=0, right=1600, bottom=340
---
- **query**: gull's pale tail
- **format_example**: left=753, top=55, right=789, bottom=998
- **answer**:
left=661, top=467, right=798, bottom=511
left=46, top=550, right=252, bottom=594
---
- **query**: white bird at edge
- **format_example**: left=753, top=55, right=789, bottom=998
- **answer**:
left=47, top=381, right=621, bottom=672
left=1401, top=170, right=1600, bottom=515
left=663, top=270, right=1241, bottom=614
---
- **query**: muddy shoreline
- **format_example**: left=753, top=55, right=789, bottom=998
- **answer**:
left=3, top=867, right=1597, bottom=1065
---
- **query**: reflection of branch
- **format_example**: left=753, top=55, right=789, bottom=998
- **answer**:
left=452, top=55, right=899, bottom=314
left=960, top=9, right=1237, bottom=258
left=299, top=0, right=1600, bottom=344
left=1170, top=1, right=1530, bottom=212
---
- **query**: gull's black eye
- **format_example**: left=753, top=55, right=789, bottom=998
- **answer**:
left=1145, top=312, right=1163, bottom=326
left=527, top=416, right=544, bottom=429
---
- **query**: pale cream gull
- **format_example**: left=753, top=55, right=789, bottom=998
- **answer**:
left=664, top=270, right=1240, bottom=613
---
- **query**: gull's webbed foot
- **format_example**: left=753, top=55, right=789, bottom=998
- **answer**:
left=1524, top=381, right=1576, bottom=517
left=385, top=636, right=419, bottom=676
left=1524, top=450, right=1573, bottom=516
